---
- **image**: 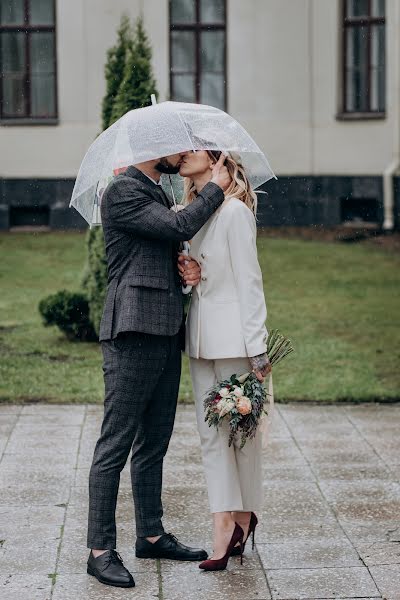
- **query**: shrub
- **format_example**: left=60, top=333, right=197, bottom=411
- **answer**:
left=38, top=290, right=97, bottom=341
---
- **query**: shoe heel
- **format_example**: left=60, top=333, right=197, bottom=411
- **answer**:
left=240, top=540, right=244, bottom=565
left=252, top=529, right=255, bottom=551
left=87, top=566, right=95, bottom=576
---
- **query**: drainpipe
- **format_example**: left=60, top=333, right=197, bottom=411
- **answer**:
left=382, top=0, right=400, bottom=230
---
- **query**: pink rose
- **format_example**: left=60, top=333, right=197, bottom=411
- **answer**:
left=236, top=396, right=252, bottom=415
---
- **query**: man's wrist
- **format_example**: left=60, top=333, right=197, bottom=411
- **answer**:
left=202, top=181, right=224, bottom=202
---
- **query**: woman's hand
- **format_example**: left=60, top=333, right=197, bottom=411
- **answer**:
left=249, top=353, right=272, bottom=383
left=178, top=254, right=201, bottom=287
left=210, top=153, right=231, bottom=191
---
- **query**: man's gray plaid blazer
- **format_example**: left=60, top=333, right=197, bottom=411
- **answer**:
left=87, top=166, right=224, bottom=549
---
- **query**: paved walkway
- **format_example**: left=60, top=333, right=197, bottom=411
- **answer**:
left=0, top=403, right=400, bottom=600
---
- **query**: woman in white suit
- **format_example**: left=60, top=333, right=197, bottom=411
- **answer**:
left=179, top=149, right=271, bottom=571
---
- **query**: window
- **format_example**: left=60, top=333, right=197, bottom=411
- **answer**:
left=169, top=0, right=226, bottom=110
left=342, top=0, right=385, bottom=115
left=0, top=0, right=57, bottom=121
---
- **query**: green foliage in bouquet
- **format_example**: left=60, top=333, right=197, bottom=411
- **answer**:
left=266, top=329, right=294, bottom=366
left=38, top=290, right=97, bottom=342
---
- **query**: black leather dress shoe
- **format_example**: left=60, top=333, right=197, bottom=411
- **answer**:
left=135, top=533, right=208, bottom=561
left=87, top=550, right=135, bottom=588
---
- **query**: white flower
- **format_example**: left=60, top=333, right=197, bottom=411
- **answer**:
left=218, top=399, right=235, bottom=418
left=219, top=387, right=230, bottom=398
left=233, top=387, right=244, bottom=397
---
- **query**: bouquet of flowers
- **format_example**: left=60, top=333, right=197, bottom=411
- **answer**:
left=204, top=330, right=294, bottom=448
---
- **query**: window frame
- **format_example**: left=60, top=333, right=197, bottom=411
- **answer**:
left=169, top=0, right=227, bottom=111
left=0, top=0, right=58, bottom=124
left=339, top=0, right=386, bottom=120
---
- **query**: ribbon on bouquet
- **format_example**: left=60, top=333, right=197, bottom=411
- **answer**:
left=259, top=373, right=274, bottom=449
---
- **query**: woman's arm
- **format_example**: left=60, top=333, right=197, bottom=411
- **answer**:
left=225, top=200, right=268, bottom=358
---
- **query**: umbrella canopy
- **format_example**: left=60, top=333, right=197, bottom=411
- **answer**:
left=69, top=101, right=275, bottom=226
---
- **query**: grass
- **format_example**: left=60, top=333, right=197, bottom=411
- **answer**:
left=0, top=231, right=399, bottom=404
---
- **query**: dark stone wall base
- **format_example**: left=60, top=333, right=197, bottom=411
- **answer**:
left=257, top=175, right=387, bottom=228
left=0, top=175, right=399, bottom=230
left=0, top=178, right=86, bottom=230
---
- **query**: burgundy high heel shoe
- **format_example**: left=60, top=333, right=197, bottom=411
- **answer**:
left=231, top=512, right=258, bottom=556
left=199, top=523, right=244, bottom=571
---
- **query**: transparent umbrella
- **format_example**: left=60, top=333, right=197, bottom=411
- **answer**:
left=69, top=101, right=276, bottom=226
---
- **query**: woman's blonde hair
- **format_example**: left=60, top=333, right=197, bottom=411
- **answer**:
left=183, top=150, right=258, bottom=215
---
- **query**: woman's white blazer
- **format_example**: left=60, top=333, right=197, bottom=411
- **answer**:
left=185, top=197, right=268, bottom=360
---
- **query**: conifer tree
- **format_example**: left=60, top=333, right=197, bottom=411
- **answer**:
left=101, top=14, right=131, bottom=130
left=110, top=16, right=158, bottom=122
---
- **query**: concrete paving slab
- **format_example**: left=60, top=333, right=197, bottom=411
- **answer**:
left=0, top=452, right=76, bottom=471
left=262, top=439, right=309, bottom=465
left=53, top=572, right=158, bottom=600
left=0, top=470, right=71, bottom=505
left=256, top=517, right=346, bottom=543
left=330, top=499, right=400, bottom=521
left=339, top=518, right=400, bottom=543
left=0, top=413, right=18, bottom=432
left=0, top=438, right=8, bottom=457
left=0, top=505, right=65, bottom=530
left=267, top=566, right=380, bottom=599
left=0, top=529, right=60, bottom=574
left=0, top=406, right=22, bottom=415
left=17, top=412, right=85, bottom=427
left=295, top=439, right=381, bottom=465
left=369, top=564, right=400, bottom=600
left=0, top=575, right=52, bottom=600
left=261, top=482, right=332, bottom=519
left=355, top=541, right=400, bottom=566
left=161, top=562, right=271, bottom=600
left=262, top=464, right=316, bottom=482
left=257, top=539, right=363, bottom=569
left=5, top=434, right=80, bottom=456
left=20, top=405, right=85, bottom=417
left=312, top=462, right=393, bottom=481
left=319, top=479, right=400, bottom=503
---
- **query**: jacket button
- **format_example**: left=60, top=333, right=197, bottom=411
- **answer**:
left=201, top=276, right=207, bottom=281
left=201, top=253, right=205, bottom=259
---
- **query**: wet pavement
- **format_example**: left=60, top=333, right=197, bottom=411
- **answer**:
left=0, top=403, right=399, bottom=600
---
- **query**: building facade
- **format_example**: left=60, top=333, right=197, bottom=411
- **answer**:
left=0, top=0, right=399, bottom=229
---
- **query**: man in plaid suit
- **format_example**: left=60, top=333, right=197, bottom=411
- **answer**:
left=86, top=151, right=230, bottom=588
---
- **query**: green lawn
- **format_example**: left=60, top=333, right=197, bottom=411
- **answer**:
left=0, top=231, right=399, bottom=404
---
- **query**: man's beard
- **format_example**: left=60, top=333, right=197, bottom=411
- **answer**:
left=155, top=157, right=181, bottom=175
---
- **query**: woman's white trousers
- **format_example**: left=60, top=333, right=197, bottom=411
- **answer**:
left=190, top=356, right=263, bottom=513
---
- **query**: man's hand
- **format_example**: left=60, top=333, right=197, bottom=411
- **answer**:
left=178, top=254, right=201, bottom=287
left=249, top=353, right=272, bottom=383
left=210, top=153, right=231, bottom=192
